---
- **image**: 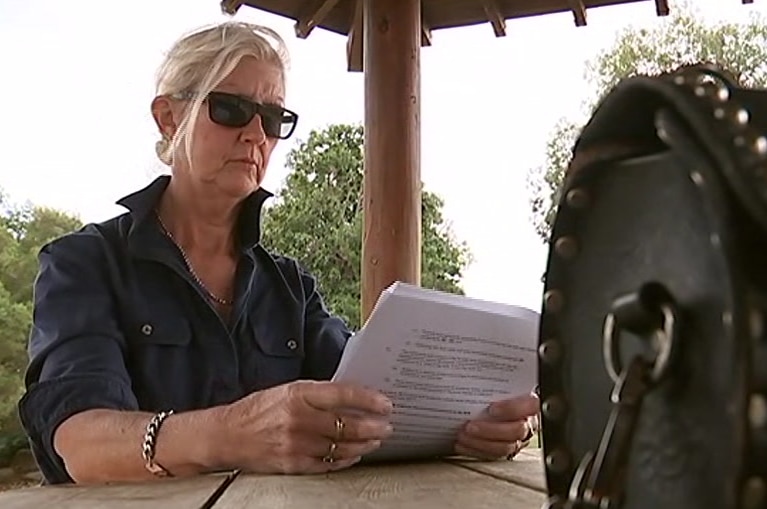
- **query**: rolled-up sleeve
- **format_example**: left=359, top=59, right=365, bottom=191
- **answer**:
left=298, top=264, right=351, bottom=380
left=17, top=232, right=139, bottom=484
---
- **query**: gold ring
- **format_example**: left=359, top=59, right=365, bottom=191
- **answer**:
left=322, top=441, right=337, bottom=463
left=334, top=416, right=345, bottom=441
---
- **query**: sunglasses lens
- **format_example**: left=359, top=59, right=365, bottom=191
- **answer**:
left=206, top=93, right=298, bottom=139
left=279, top=111, right=298, bottom=139
left=259, top=105, right=298, bottom=139
left=209, top=94, right=253, bottom=128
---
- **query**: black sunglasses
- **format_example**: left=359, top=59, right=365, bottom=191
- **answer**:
left=176, top=91, right=299, bottom=139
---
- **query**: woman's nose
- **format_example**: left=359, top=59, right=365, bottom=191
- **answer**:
left=240, top=115, right=267, bottom=145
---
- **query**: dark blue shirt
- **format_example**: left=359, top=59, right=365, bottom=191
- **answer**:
left=17, top=176, right=351, bottom=484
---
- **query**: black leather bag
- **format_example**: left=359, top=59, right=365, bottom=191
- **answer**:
left=538, top=64, right=767, bottom=509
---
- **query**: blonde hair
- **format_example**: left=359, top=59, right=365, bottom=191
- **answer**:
left=153, top=21, right=290, bottom=166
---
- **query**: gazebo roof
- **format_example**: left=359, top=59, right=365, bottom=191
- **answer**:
left=221, top=0, right=669, bottom=40
left=218, top=0, right=677, bottom=321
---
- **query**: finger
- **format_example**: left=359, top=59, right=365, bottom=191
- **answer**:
left=314, top=456, right=362, bottom=474
left=454, top=442, right=514, bottom=461
left=523, top=416, right=537, bottom=441
left=307, top=438, right=384, bottom=463
left=298, top=381, right=393, bottom=415
left=287, top=455, right=362, bottom=475
left=463, top=419, right=528, bottom=443
left=274, top=434, right=382, bottom=474
left=486, top=394, right=539, bottom=422
left=455, top=433, right=518, bottom=460
left=527, top=413, right=540, bottom=435
left=311, top=410, right=394, bottom=442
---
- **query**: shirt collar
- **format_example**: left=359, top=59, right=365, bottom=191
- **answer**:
left=115, top=175, right=273, bottom=251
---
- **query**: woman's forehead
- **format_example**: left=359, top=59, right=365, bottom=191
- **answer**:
left=216, top=57, right=285, bottom=102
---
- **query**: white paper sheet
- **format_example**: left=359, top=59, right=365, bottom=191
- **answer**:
left=331, top=281, right=539, bottom=462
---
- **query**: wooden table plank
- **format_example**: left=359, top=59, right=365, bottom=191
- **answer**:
left=0, top=472, right=232, bottom=509
left=211, top=461, right=545, bottom=508
left=449, top=448, right=546, bottom=493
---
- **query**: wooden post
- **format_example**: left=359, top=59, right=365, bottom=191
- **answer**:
left=361, top=0, right=422, bottom=322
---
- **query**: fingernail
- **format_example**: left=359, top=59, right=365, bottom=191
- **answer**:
left=385, top=424, right=394, bottom=434
left=380, top=398, right=393, bottom=413
left=487, top=405, right=500, bottom=418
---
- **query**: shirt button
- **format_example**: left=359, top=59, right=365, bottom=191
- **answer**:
left=286, top=339, right=298, bottom=350
left=141, top=324, right=153, bottom=336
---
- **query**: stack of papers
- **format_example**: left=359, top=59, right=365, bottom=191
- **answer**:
left=331, top=282, right=539, bottom=462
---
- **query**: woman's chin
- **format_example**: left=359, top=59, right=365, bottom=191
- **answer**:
left=218, top=173, right=261, bottom=199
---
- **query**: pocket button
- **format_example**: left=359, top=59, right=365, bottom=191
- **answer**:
left=286, top=338, right=298, bottom=350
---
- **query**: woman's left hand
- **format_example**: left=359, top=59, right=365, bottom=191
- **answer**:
left=453, top=394, right=539, bottom=460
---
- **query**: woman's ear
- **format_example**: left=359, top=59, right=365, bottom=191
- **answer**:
left=151, top=96, right=176, bottom=139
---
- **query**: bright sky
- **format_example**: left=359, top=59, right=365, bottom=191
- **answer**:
left=0, top=0, right=764, bottom=311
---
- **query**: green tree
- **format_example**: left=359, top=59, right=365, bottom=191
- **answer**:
left=0, top=191, right=82, bottom=458
left=261, top=123, right=472, bottom=329
left=2, top=206, right=83, bottom=304
left=0, top=285, right=31, bottom=431
left=527, top=2, right=767, bottom=241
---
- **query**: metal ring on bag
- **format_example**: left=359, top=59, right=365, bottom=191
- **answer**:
left=602, top=302, right=677, bottom=385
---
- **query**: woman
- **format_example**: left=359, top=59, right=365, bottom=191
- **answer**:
left=17, top=21, right=540, bottom=485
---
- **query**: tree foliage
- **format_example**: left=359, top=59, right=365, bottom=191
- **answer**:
left=0, top=194, right=83, bottom=437
left=261, top=123, right=472, bottom=329
left=527, top=2, right=767, bottom=241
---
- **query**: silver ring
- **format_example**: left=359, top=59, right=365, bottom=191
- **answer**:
left=334, top=416, right=345, bottom=441
left=322, top=441, right=337, bottom=463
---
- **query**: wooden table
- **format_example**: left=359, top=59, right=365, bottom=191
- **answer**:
left=0, top=449, right=547, bottom=509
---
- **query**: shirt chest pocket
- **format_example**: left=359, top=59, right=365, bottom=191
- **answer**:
left=118, top=263, right=200, bottom=404
left=248, top=312, right=305, bottom=391
left=125, top=315, right=196, bottom=411
left=132, top=318, right=192, bottom=347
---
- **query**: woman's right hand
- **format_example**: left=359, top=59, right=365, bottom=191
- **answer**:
left=215, top=380, right=394, bottom=474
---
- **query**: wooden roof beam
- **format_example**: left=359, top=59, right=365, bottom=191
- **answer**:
left=481, top=0, right=507, bottom=37
left=295, top=0, right=342, bottom=38
left=346, top=0, right=363, bottom=72
left=220, top=0, right=243, bottom=15
left=422, top=22, right=433, bottom=46
left=568, top=0, right=587, bottom=27
left=654, top=0, right=670, bottom=15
